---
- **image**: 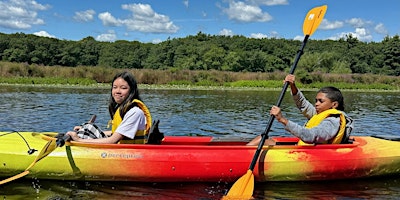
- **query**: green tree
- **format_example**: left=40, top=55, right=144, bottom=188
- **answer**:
left=58, top=42, right=80, bottom=67
left=382, top=35, right=400, bottom=75
left=222, top=51, right=240, bottom=71
left=78, top=36, right=100, bottom=66
left=174, top=44, right=200, bottom=70
left=99, top=40, right=147, bottom=69
left=202, top=45, right=226, bottom=70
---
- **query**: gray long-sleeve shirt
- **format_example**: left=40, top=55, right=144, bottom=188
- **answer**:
left=284, top=90, right=341, bottom=143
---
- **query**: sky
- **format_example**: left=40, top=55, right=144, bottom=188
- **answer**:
left=0, top=0, right=398, bottom=43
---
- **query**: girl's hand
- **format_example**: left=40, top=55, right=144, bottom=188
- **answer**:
left=284, top=74, right=298, bottom=95
left=66, top=131, right=80, bottom=141
left=270, top=106, right=288, bottom=125
left=284, top=74, right=295, bottom=84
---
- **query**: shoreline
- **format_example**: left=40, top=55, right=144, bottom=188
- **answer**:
left=1, top=82, right=398, bottom=92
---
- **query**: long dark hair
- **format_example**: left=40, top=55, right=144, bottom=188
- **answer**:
left=108, top=71, right=142, bottom=119
left=318, top=86, right=344, bottom=111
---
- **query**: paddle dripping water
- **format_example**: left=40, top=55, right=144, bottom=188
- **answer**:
left=223, top=5, right=328, bottom=199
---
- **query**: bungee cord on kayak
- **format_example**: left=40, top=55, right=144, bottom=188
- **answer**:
left=0, top=131, right=37, bottom=155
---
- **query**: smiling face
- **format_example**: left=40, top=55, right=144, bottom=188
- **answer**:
left=112, top=77, right=131, bottom=104
left=314, top=92, right=338, bottom=114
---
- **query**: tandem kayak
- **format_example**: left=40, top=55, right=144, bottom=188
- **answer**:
left=1, top=131, right=400, bottom=183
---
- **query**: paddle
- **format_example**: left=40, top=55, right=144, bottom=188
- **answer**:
left=223, top=5, right=327, bottom=199
left=0, top=115, right=96, bottom=185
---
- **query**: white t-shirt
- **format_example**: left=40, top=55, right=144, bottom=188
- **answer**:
left=115, top=107, right=146, bottom=139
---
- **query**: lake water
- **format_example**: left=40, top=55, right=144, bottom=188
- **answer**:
left=0, top=85, right=399, bottom=199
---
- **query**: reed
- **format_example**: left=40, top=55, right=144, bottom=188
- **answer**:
left=0, top=61, right=398, bottom=90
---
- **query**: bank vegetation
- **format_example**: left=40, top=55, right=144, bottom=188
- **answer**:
left=1, top=61, right=398, bottom=91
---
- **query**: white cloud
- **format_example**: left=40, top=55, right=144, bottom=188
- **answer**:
left=152, top=38, right=163, bottom=44
left=0, top=0, right=49, bottom=29
left=219, top=28, right=234, bottom=36
left=249, top=33, right=268, bottom=39
left=319, top=19, right=344, bottom=30
left=345, top=18, right=372, bottom=28
left=269, top=31, right=279, bottom=38
left=33, top=31, right=56, bottom=38
left=98, top=12, right=122, bottom=26
left=353, top=28, right=373, bottom=41
left=222, top=1, right=273, bottom=22
left=96, top=30, right=117, bottom=42
left=329, top=28, right=373, bottom=42
left=249, top=0, right=289, bottom=6
left=319, top=17, right=385, bottom=42
left=183, top=0, right=189, bottom=8
left=74, top=10, right=96, bottom=22
left=98, top=3, right=179, bottom=34
left=374, top=23, right=388, bottom=35
left=293, top=35, right=304, bottom=41
left=321, top=18, right=382, bottom=41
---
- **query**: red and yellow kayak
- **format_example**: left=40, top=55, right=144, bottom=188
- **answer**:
left=1, top=132, right=400, bottom=182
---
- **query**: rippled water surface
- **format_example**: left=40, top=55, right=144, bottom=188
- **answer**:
left=0, top=85, right=399, bottom=199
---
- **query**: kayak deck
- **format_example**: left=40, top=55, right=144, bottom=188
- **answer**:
left=1, top=132, right=400, bottom=182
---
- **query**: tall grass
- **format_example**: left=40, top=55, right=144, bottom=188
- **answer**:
left=0, top=61, right=399, bottom=90
left=1, top=77, right=96, bottom=85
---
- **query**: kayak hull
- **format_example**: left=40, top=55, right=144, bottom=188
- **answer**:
left=1, top=132, right=400, bottom=182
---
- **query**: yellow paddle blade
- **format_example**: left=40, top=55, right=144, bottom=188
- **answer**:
left=25, top=139, right=57, bottom=171
left=0, top=116, right=94, bottom=185
left=303, top=5, right=327, bottom=36
left=223, top=170, right=255, bottom=199
left=0, top=171, right=30, bottom=185
left=0, top=139, right=58, bottom=185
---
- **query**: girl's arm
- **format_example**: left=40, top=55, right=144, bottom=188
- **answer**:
left=67, top=131, right=123, bottom=144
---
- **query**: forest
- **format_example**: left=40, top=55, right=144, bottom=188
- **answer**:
left=0, top=32, right=399, bottom=78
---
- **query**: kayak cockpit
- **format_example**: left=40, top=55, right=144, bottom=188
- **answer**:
left=38, top=132, right=364, bottom=149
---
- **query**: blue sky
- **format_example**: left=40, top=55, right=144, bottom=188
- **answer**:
left=0, top=0, right=398, bottom=43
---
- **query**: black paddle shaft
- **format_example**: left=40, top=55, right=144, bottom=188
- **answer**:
left=248, top=35, right=310, bottom=170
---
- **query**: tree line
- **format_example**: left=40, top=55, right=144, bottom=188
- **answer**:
left=0, top=32, right=399, bottom=76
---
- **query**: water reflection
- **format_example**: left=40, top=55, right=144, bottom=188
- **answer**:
left=254, top=177, right=400, bottom=199
left=2, top=176, right=400, bottom=199
left=0, top=179, right=227, bottom=200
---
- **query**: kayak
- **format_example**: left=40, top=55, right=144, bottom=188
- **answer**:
left=1, top=131, right=400, bottom=182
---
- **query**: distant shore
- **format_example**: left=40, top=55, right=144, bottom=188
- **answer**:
left=1, top=82, right=399, bottom=92
left=1, top=61, right=399, bottom=91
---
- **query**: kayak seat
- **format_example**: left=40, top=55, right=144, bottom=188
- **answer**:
left=146, top=120, right=164, bottom=144
left=343, top=137, right=354, bottom=144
